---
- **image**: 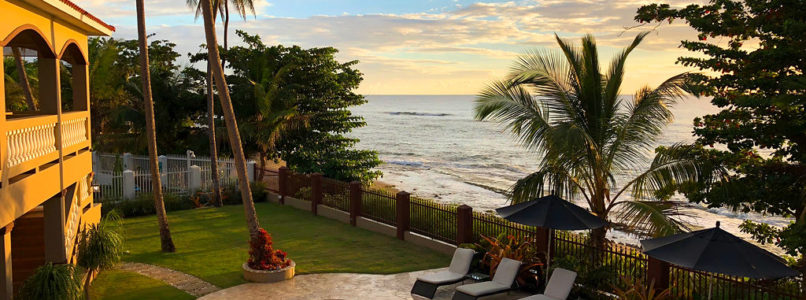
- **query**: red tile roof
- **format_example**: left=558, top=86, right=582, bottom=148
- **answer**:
left=58, top=0, right=116, bottom=32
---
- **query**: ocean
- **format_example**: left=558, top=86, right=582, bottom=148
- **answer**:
left=349, top=95, right=791, bottom=252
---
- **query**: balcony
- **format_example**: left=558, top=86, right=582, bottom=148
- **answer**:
left=0, top=111, right=93, bottom=227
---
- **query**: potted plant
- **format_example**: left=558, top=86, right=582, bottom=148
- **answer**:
left=242, top=228, right=294, bottom=282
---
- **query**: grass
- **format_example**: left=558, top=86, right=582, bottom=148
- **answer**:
left=118, top=202, right=451, bottom=288
left=90, top=270, right=194, bottom=300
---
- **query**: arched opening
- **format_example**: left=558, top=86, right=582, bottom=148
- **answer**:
left=59, top=41, right=88, bottom=112
left=2, top=27, right=58, bottom=117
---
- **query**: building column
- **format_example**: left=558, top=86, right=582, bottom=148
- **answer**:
left=1, top=223, right=13, bottom=300
left=43, top=195, right=67, bottom=263
left=0, top=57, right=7, bottom=168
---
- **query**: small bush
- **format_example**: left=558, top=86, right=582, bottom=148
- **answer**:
left=19, top=263, right=83, bottom=300
left=101, top=193, right=194, bottom=218
left=222, top=182, right=269, bottom=205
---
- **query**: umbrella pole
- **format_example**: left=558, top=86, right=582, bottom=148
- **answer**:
left=708, top=274, right=712, bottom=300
left=546, top=228, right=552, bottom=271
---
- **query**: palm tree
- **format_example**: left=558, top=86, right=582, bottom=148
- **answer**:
left=186, top=0, right=255, bottom=207
left=475, top=33, right=698, bottom=244
left=199, top=0, right=260, bottom=236
left=77, top=212, right=123, bottom=300
left=11, top=47, right=37, bottom=110
left=245, top=64, right=307, bottom=180
left=136, top=0, right=176, bottom=252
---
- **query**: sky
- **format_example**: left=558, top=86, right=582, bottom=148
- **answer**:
left=76, top=0, right=706, bottom=95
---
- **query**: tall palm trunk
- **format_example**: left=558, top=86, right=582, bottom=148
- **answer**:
left=200, top=0, right=260, bottom=236
left=12, top=47, right=37, bottom=110
left=206, top=62, right=224, bottom=207
left=136, top=0, right=176, bottom=252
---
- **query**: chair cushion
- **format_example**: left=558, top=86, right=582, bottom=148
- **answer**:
left=518, top=295, right=558, bottom=300
left=448, top=248, right=475, bottom=275
left=492, top=258, right=521, bottom=286
left=416, top=270, right=465, bottom=284
left=544, top=268, right=577, bottom=300
left=455, top=281, right=509, bottom=296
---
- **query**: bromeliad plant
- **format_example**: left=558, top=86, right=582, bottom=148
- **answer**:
left=469, top=234, right=542, bottom=286
left=247, top=228, right=291, bottom=271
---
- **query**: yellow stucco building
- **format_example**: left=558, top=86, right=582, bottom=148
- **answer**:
left=0, top=0, right=113, bottom=298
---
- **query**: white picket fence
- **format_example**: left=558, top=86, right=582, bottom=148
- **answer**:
left=92, top=150, right=256, bottom=200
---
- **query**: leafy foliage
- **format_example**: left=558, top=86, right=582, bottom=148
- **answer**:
left=247, top=228, right=290, bottom=270
left=636, top=0, right=806, bottom=263
left=475, top=33, right=697, bottom=239
left=87, top=37, right=208, bottom=154
left=465, top=233, right=542, bottom=287
left=18, top=263, right=83, bottom=300
left=224, top=31, right=382, bottom=183
left=613, top=276, right=672, bottom=300
left=77, top=212, right=124, bottom=271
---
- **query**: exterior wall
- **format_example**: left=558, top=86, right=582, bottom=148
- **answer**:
left=0, top=0, right=90, bottom=60
left=0, top=0, right=94, bottom=227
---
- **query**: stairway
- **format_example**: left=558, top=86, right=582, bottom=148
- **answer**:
left=10, top=207, right=45, bottom=294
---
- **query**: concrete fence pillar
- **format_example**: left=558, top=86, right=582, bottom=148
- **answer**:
left=123, top=170, right=135, bottom=199
left=247, top=161, right=256, bottom=182
left=396, top=191, right=410, bottom=240
left=123, top=152, right=133, bottom=170
left=158, top=155, right=168, bottom=188
left=189, top=165, right=202, bottom=191
left=349, top=181, right=362, bottom=226
left=278, top=167, right=289, bottom=204
left=310, top=173, right=322, bottom=215
left=456, top=205, right=473, bottom=245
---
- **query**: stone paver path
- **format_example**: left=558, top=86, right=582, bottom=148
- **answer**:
left=199, top=268, right=531, bottom=300
left=120, top=262, right=221, bottom=297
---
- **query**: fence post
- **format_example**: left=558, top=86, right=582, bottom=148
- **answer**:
left=647, top=257, right=670, bottom=291
left=310, top=173, right=322, bottom=215
left=349, top=181, right=362, bottom=226
left=278, top=167, right=289, bottom=204
left=535, top=227, right=550, bottom=259
left=247, top=161, right=256, bottom=182
left=123, top=152, right=133, bottom=170
left=123, top=170, right=135, bottom=199
left=189, top=165, right=202, bottom=191
left=395, top=191, right=410, bottom=240
left=456, top=204, right=473, bottom=245
left=158, top=155, right=167, bottom=188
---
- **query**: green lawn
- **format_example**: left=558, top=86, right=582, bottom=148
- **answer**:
left=117, top=202, right=450, bottom=288
left=91, top=270, right=194, bottom=300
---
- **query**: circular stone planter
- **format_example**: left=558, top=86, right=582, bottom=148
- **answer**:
left=242, top=260, right=296, bottom=283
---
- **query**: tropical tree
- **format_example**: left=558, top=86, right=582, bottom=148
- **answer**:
left=186, top=0, right=255, bottom=207
left=135, top=0, right=176, bottom=252
left=475, top=33, right=697, bottom=244
left=77, top=212, right=123, bottom=300
left=199, top=0, right=260, bottom=236
left=244, top=64, right=307, bottom=180
left=11, top=47, right=36, bottom=110
left=636, top=0, right=806, bottom=269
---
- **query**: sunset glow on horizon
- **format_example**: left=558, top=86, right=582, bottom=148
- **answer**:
left=77, top=0, right=706, bottom=95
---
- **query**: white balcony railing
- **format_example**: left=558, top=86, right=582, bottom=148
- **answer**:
left=5, top=115, right=58, bottom=168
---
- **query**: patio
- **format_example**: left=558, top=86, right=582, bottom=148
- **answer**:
left=199, top=268, right=531, bottom=300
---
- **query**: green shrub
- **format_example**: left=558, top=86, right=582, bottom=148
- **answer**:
left=19, top=263, right=83, bottom=300
left=101, top=193, right=194, bottom=217
left=221, top=182, right=269, bottom=205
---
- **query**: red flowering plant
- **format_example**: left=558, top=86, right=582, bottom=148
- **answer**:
left=247, top=228, right=291, bottom=271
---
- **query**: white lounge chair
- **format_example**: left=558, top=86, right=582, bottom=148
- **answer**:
left=451, top=257, right=521, bottom=300
left=411, top=248, right=476, bottom=299
left=519, top=268, right=577, bottom=300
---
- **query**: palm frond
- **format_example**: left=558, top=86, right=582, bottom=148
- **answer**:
left=616, top=144, right=701, bottom=202
left=607, top=73, right=692, bottom=171
left=611, top=200, right=690, bottom=237
left=475, top=80, right=553, bottom=153
left=510, top=165, right=591, bottom=205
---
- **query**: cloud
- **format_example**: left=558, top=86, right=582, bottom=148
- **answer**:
left=82, top=0, right=705, bottom=94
